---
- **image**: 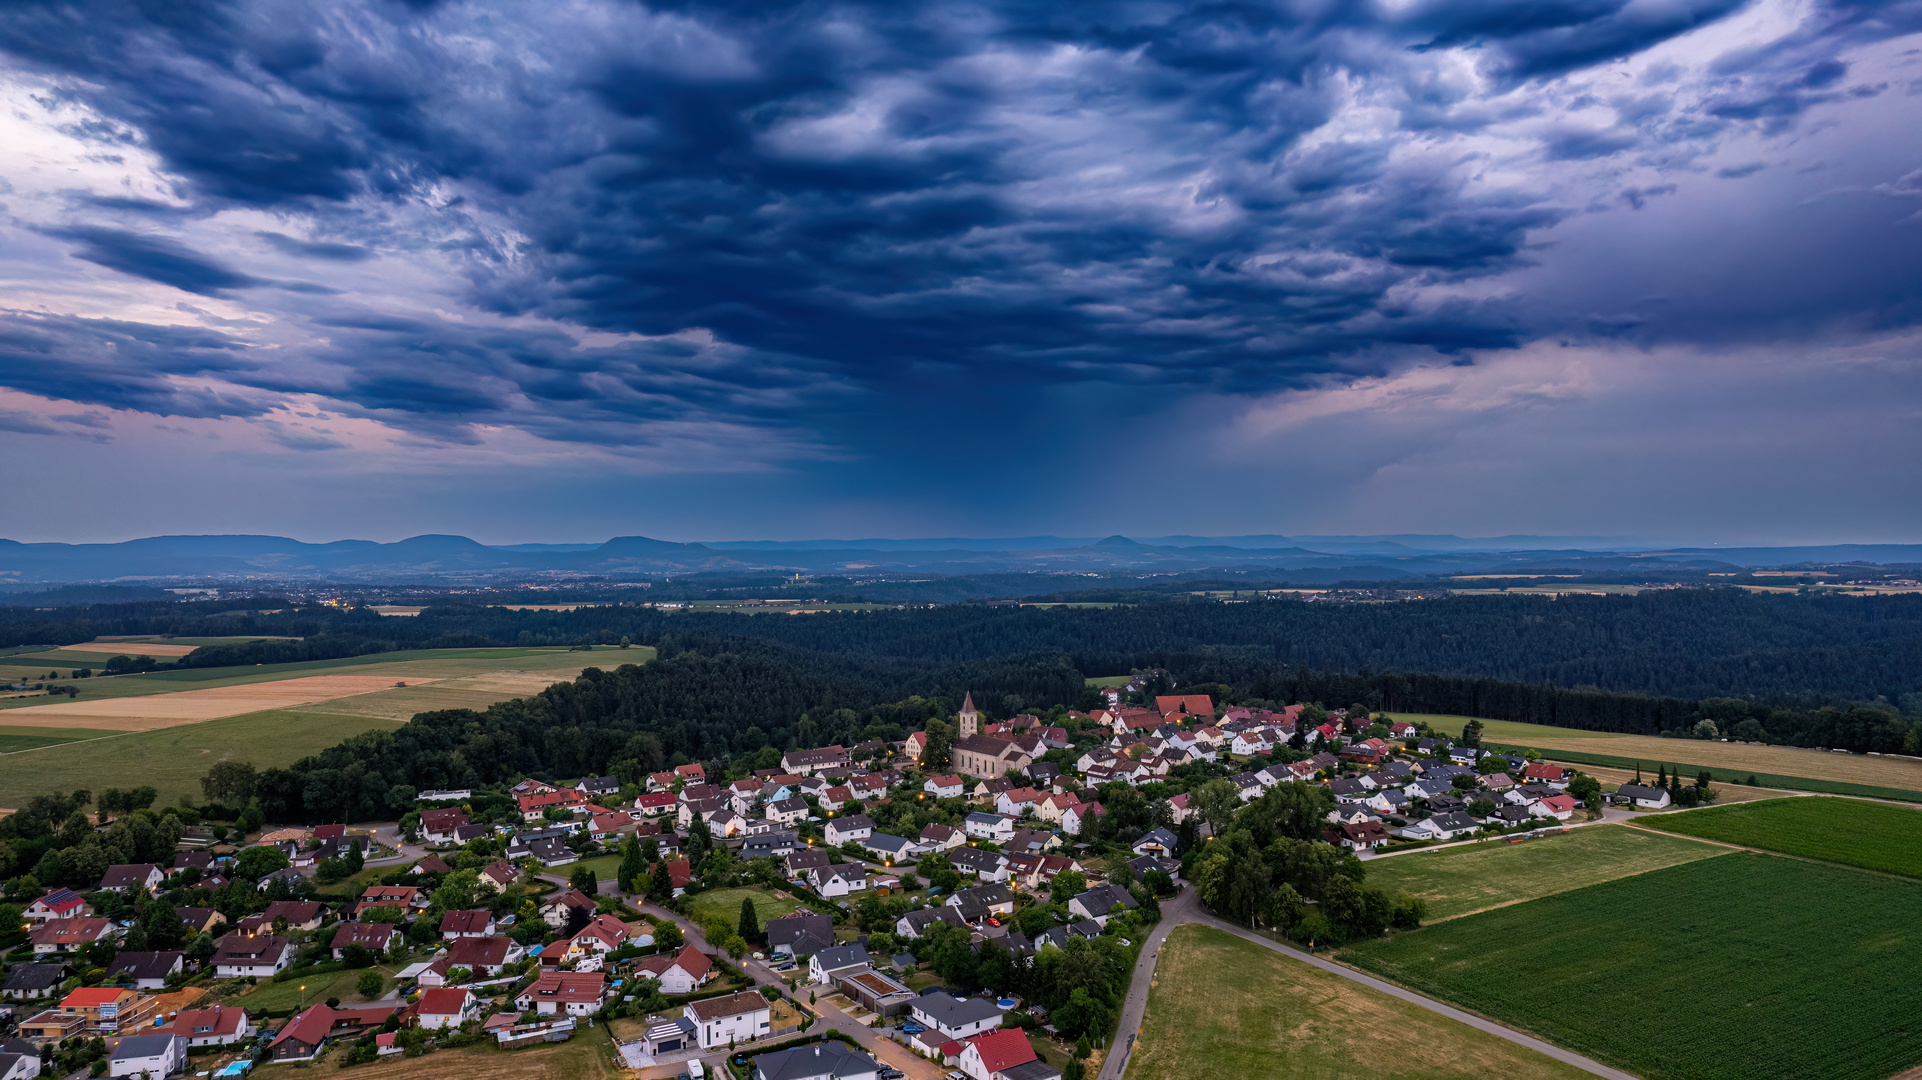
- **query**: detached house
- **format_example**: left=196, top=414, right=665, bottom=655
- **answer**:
left=825, top=815, right=876, bottom=847
left=171, top=1004, right=252, bottom=1047
left=213, top=935, right=292, bottom=977
left=97, top=864, right=164, bottom=895
left=514, top=971, right=608, bottom=1016
left=687, top=990, right=772, bottom=1049
left=634, top=944, right=714, bottom=995
left=331, top=922, right=399, bottom=960
left=25, top=888, right=89, bottom=924
left=30, top=918, right=113, bottom=956
left=923, top=775, right=965, bottom=799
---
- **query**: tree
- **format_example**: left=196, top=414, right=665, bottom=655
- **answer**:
left=618, top=835, right=644, bottom=893
left=648, top=860, right=674, bottom=902
left=185, top=931, right=217, bottom=964
left=1050, top=870, right=1086, bottom=901
left=1468, top=798, right=1498, bottom=819
left=1460, top=719, right=1484, bottom=748
left=234, top=845, right=289, bottom=881
left=1191, top=779, right=1240, bottom=832
left=199, top=760, right=258, bottom=806
left=569, top=864, right=599, bottom=896
left=921, top=719, right=953, bottom=771
left=738, top=896, right=760, bottom=943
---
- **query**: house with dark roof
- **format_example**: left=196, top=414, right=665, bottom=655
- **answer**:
left=213, top=935, right=292, bottom=977
left=909, top=993, right=1004, bottom=1040
left=1, top=963, right=67, bottom=1001
left=894, top=906, right=967, bottom=941
left=331, top=923, right=399, bottom=959
left=947, top=885, right=1016, bottom=925
left=107, top=951, right=182, bottom=990
left=751, top=1040, right=880, bottom=1080
left=807, top=944, right=870, bottom=986
left=1067, top=884, right=1138, bottom=926
left=766, top=913, right=835, bottom=960
left=824, top=815, right=875, bottom=846
left=96, top=864, right=164, bottom=895
left=1611, top=784, right=1672, bottom=809
left=106, top=1032, right=183, bottom=1079
left=946, top=847, right=1010, bottom=883
left=742, top=830, right=800, bottom=860
left=267, top=1003, right=399, bottom=1061
left=861, top=833, right=920, bottom=863
left=687, top=989, right=773, bottom=1049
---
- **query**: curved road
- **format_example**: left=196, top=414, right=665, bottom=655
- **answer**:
left=1098, top=888, right=1637, bottom=1080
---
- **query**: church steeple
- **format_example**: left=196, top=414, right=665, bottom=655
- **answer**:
left=958, top=691, right=979, bottom=737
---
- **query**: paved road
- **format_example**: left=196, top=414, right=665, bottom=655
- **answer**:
left=1098, top=890, right=1639, bottom=1080
left=626, top=896, right=944, bottom=1080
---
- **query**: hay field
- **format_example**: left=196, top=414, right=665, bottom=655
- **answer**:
left=298, top=669, right=596, bottom=722
left=1364, top=825, right=1726, bottom=922
left=1129, top=924, right=1591, bottom=1080
left=0, top=674, right=441, bottom=730
left=1388, top=712, right=1922, bottom=793
left=53, top=641, right=200, bottom=657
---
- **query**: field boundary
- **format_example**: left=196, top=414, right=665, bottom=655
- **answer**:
left=1482, top=741, right=1922, bottom=803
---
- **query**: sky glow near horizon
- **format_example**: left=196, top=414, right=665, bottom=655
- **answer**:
left=0, top=0, right=1919, bottom=546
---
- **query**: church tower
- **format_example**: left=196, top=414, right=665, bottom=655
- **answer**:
left=958, top=691, right=980, bottom=738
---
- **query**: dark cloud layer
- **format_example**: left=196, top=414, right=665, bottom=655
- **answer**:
left=0, top=0, right=1917, bottom=485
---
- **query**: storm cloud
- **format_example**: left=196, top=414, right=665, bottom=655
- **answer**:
left=0, top=0, right=1917, bottom=541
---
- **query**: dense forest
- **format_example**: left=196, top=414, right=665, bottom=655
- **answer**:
left=9, top=588, right=1922, bottom=704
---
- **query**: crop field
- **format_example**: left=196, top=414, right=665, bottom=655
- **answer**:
left=1387, top=712, right=1922, bottom=800
left=1640, top=796, right=1922, bottom=877
left=0, top=674, right=446, bottom=730
left=1363, top=824, right=1725, bottom=921
left=1341, top=854, right=1922, bottom=1080
left=0, top=646, right=647, bottom=808
left=1128, top=924, right=1591, bottom=1080
left=1084, top=675, right=1133, bottom=688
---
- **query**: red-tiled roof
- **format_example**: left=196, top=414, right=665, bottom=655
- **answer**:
left=966, top=1028, right=1037, bottom=1072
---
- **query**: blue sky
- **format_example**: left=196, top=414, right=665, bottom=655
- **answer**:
left=0, top=0, right=1919, bottom=544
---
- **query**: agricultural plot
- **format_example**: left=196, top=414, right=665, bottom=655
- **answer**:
left=0, top=674, right=444, bottom=730
left=1640, top=796, right=1922, bottom=878
left=1388, top=712, right=1922, bottom=801
left=1341, top=854, right=1922, bottom=1080
left=0, top=726, right=95, bottom=753
left=1128, top=924, right=1592, bottom=1080
left=1363, top=825, right=1725, bottom=921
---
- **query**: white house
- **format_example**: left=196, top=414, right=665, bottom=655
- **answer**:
left=1404, top=812, right=1480, bottom=841
left=688, top=991, right=773, bottom=1049
left=765, top=798, right=810, bottom=827
left=514, top=972, right=608, bottom=1016
left=415, top=988, right=476, bottom=1030
left=909, top=993, right=1003, bottom=1040
left=811, top=866, right=868, bottom=899
left=963, top=813, right=1015, bottom=842
left=171, top=1005, right=253, bottom=1048
left=824, top=815, right=875, bottom=846
left=922, top=775, right=965, bottom=799
left=808, top=944, right=870, bottom=986
left=213, top=935, right=292, bottom=978
left=108, top=1034, right=182, bottom=1079
left=1613, top=784, right=1673, bottom=809
left=1060, top=803, right=1103, bottom=837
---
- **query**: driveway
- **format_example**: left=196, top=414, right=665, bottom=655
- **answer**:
left=1098, top=888, right=1638, bottom=1080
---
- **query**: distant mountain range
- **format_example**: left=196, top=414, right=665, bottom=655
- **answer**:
left=2, top=532, right=1919, bottom=585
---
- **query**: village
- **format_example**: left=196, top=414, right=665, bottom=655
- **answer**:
left=0, top=685, right=1677, bottom=1080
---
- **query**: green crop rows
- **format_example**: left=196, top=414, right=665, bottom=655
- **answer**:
left=1479, top=741, right=1922, bottom=803
left=1641, top=796, right=1922, bottom=878
left=1341, top=854, right=1922, bottom=1080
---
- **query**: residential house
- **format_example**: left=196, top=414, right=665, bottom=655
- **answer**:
left=518, top=789, right=587, bottom=823
left=421, top=936, right=523, bottom=983
left=808, top=944, right=870, bottom=986
left=848, top=774, right=890, bottom=800
left=710, top=810, right=747, bottom=838
left=96, top=865, right=164, bottom=895
left=512, top=779, right=558, bottom=798
left=910, top=993, right=1003, bottom=1040
left=506, top=831, right=578, bottom=867
left=635, top=791, right=679, bottom=817
left=742, top=830, right=801, bottom=861
left=552, top=914, right=631, bottom=966
left=1613, top=784, right=1672, bottom=809
left=1326, top=820, right=1392, bottom=850
left=355, top=885, right=427, bottom=917
left=106, top=1033, right=183, bottom=1079
left=539, top=889, right=597, bottom=928
left=53, top=986, right=159, bottom=1034
left=1005, top=829, right=1060, bottom=855
left=406, top=987, right=472, bottom=1031
left=766, top=913, right=836, bottom=961
left=923, top=775, right=965, bottom=799
left=441, top=909, right=496, bottom=939
left=1404, top=812, right=1481, bottom=841
left=1538, top=794, right=1578, bottom=820
left=2, top=963, right=67, bottom=1001
left=479, top=861, right=518, bottom=893
left=1131, top=828, right=1178, bottom=857
left=1156, top=694, right=1214, bottom=719
left=1067, top=885, right=1137, bottom=927
left=1165, top=792, right=1193, bottom=825
left=24, top=888, right=88, bottom=924
left=947, top=848, right=1010, bottom=883
left=825, top=814, right=876, bottom=846
left=783, top=849, right=832, bottom=879
left=751, top=1042, right=880, bottom=1080
left=956, top=1028, right=1057, bottom=1080
left=634, top=944, right=714, bottom=995
left=963, top=813, right=1015, bottom=843
left=1481, top=772, right=1515, bottom=792
left=267, top=1003, right=401, bottom=1062
left=782, top=746, right=851, bottom=775
left=765, top=798, right=810, bottom=827
left=947, top=884, right=1016, bottom=925
left=575, top=775, right=621, bottom=799
left=895, top=905, right=969, bottom=941
left=514, top=971, right=608, bottom=1016
left=812, top=866, right=868, bottom=899
left=677, top=797, right=730, bottom=829
left=419, top=808, right=470, bottom=845
left=1059, top=802, right=1104, bottom=837
left=1523, top=763, right=1570, bottom=788
left=996, top=788, right=1045, bottom=818
left=30, top=918, right=113, bottom=956
left=903, top=731, right=929, bottom=763
left=687, top=990, right=772, bottom=1049
left=918, top=823, right=965, bottom=851
left=675, top=763, right=707, bottom=782
left=106, top=951, right=182, bottom=990
left=834, top=971, right=916, bottom=1022
left=171, top=1004, right=252, bottom=1047
left=331, top=923, right=399, bottom=960
left=862, top=834, right=920, bottom=864
left=817, top=786, right=853, bottom=812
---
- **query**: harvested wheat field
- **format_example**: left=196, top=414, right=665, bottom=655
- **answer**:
left=53, top=641, right=201, bottom=657
left=0, top=675, right=439, bottom=730
left=1525, top=735, right=1922, bottom=791
left=297, top=670, right=580, bottom=721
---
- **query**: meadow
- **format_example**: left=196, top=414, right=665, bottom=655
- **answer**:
left=1386, top=712, right=1922, bottom=801
left=1341, top=854, right=1922, bottom=1080
left=0, top=646, right=649, bottom=807
left=1640, top=796, right=1922, bottom=878
left=312, top=1022, right=622, bottom=1080
left=1127, top=924, right=1592, bottom=1080
left=684, top=886, right=808, bottom=931
left=1363, top=824, right=1726, bottom=921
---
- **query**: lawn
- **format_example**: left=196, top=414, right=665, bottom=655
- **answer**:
left=685, top=886, right=806, bottom=933
left=1083, top=675, right=1133, bottom=688
left=1363, top=824, right=1726, bottom=921
left=571, top=853, right=622, bottom=881
left=233, top=962, right=403, bottom=1013
left=1128, top=924, right=1592, bottom=1080
left=1341, top=854, right=1922, bottom=1080
left=1387, top=712, right=1922, bottom=802
left=1639, top=796, right=1922, bottom=877
left=0, top=726, right=96, bottom=752
left=268, top=1022, right=622, bottom=1080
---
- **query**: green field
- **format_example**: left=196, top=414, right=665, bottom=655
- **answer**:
left=571, top=854, right=622, bottom=881
left=1342, top=854, right=1922, bottom=1080
left=232, top=959, right=406, bottom=1013
left=1487, top=743, right=1922, bottom=803
left=1364, top=824, right=1725, bottom=921
left=684, top=886, right=806, bottom=932
left=1129, top=924, right=1591, bottom=1080
left=1084, top=675, right=1132, bottom=688
left=1640, top=796, right=1922, bottom=877
left=0, top=726, right=97, bottom=753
